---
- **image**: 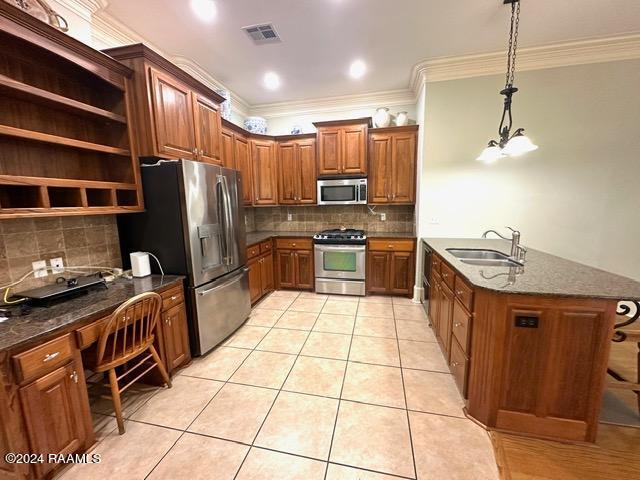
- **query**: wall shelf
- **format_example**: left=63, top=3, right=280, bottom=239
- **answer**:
left=0, top=74, right=128, bottom=124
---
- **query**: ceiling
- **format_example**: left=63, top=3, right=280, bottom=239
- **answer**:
left=103, top=0, right=640, bottom=105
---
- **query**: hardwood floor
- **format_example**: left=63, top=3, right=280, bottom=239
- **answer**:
left=493, top=423, right=640, bottom=479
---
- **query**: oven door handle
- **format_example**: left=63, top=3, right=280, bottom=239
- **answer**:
left=315, top=245, right=366, bottom=252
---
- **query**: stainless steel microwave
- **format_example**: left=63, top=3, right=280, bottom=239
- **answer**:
left=317, top=177, right=367, bottom=205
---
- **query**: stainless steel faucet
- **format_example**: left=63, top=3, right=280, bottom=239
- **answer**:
left=482, top=226, right=527, bottom=263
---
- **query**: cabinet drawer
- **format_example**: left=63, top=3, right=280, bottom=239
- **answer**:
left=368, top=239, right=414, bottom=252
left=454, top=276, right=474, bottom=312
left=275, top=238, right=313, bottom=250
left=450, top=337, right=469, bottom=398
left=260, top=240, right=272, bottom=253
left=161, top=285, right=184, bottom=311
left=13, top=334, right=74, bottom=384
left=431, top=255, right=441, bottom=275
left=440, top=261, right=455, bottom=290
left=247, top=244, right=260, bottom=259
left=76, top=317, right=108, bottom=349
left=452, top=299, right=472, bottom=354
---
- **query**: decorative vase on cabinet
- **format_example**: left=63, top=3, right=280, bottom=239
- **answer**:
left=373, top=107, right=391, bottom=128
left=244, top=116, right=267, bottom=134
left=396, top=111, right=409, bottom=126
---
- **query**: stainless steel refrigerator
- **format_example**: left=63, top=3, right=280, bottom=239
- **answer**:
left=118, top=159, right=251, bottom=356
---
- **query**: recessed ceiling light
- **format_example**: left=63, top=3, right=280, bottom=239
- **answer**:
left=190, top=0, right=217, bottom=22
left=349, top=59, right=367, bottom=79
left=263, top=72, right=281, bottom=90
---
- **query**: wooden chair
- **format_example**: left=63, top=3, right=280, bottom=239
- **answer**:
left=607, top=301, right=640, bottom=413
left=85, top=292, right=171, bottom=434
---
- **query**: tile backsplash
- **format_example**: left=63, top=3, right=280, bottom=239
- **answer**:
left=0, top=215, right=122, bottom=293
left=249, top=205, right=415, bottom=233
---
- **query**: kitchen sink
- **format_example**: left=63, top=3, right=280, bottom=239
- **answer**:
left=446, top=248, right=523, bottom=267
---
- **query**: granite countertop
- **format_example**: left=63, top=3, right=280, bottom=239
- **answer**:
left=423, top=238, right=640, bottom=300
left=0, top=275, right=184, bottom=353
left=246, top=231, right=415, bottom=246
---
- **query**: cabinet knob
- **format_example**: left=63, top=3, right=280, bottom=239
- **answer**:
left=70, top=370, right=78, bottom=383
left=442, top=273, right=448, bottom=278
left=456, top=290, right=463, bottom=296
left=451, top=361, right=459, bottom=367
left=171, top=295, right=178, bottom=301
left=454, top=322, right=463, bottom=327
left=388, top=244, right=394, bottom=248
left=292, top=243, right=296, bottom=247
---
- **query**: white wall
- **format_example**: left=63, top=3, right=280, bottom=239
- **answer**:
left=418, top=59, right=640, bottom=280
left=261, top=104, right=417, bottom=136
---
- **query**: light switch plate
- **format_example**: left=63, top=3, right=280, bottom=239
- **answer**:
left=50, top=257, right=64, bottom=274
left=380, top=213, right=386, bottom=221
left=32, top=260, right=48, bottom=278
left=287, top=213, right=293, bottom=221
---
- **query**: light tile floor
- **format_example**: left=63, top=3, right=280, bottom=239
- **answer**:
left=60, top=290, right=498, bottom=480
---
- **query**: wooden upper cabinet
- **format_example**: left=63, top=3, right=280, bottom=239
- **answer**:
left=150, top=68, right=197, bottom=159
left=277, top=136, right=317, bottom=205
left=193, top=94, right=222, bottom=165
left=105, top=44, right=225, bottom=162
left=368, top=125, right=418, bottom=205
left=314, top=118, right=371, bottom=176
left=221, top=126, right=235, bottom=169
left=251, top=138, right=278, bottom=205
left=234, top=135, right=252, bottom=205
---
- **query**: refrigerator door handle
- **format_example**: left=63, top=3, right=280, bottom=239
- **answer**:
left=220, top=175, right=234, bottom=266
left=198, top=267, right=249, bottom=296
left=216, top=175, right=229, bottom=265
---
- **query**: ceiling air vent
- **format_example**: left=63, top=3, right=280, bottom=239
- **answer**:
left=242, top=23, right=281, bottom=45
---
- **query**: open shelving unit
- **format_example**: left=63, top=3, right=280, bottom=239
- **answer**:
left=0, top=3, right=144, bottom=219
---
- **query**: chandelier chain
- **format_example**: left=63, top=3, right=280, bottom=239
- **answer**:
left=505, top=0, right=520, bottom=88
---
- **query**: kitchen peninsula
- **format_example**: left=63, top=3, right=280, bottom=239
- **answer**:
left=422, top=238, right=640, bottom=443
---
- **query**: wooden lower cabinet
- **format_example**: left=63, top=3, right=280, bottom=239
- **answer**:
left=247, top=240, right=275, bottom=304
left=437, top=282, right=454, bottom=360
left=161, top=303, right=190, bottom=372
left=19, top=359, right=91, bottom=478
left=274, top=238, right=314, bottom=291
left=366, top=238, right=416, bottom=296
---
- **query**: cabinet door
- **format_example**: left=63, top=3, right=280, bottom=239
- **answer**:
left=251, top=140, right=278, bottom=205
left=368, top=133, right=392, bottom=204
left=150, top=69, right=196, bottom=159
left=367, top=251, right=390, bottom=294
left=234, top=135, right=252, bottom=205
left=295, top=250, right=314, bottom=290
left=261, top=253, right=274, bottom=293
left=248, top=257, right=262, bottom=303
left=438, top=285, right=454, bottom=360
left=193, top=94, right=222, bottom=165
left=221, top=127, right=235, bottom=169
left=277, top=142, right=297, bottom=204
left=390, top=133, right=416, bottom=203
left=317, top=128, right=341, bottom=175
left=162, top=303, right=191, bottom=372
left=20, top=362, right=88, bottom=478
left=390, top=251, right=414, bottom=296
left=276, top=250, right=296, bottom=288
left=297, top=140, right=317, bottom=204
left=342, top=125, right=367, bottom=174
left=430, top=280, right=441, bottom=334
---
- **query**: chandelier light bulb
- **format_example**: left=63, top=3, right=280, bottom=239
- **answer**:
left=476, top=143, right=504, bottom=163
left=502, top=132, right=538, bottom=157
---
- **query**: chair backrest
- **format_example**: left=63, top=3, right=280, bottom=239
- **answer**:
left=95, top=292, right=163, bottom=367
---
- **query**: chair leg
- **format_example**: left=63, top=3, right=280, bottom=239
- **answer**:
left=108, top=368, right=125, bottom=435
left=149, top=345, right=172, bottom=388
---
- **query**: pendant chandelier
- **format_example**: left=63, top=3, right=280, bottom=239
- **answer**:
left=477, top=0, right=538, bottom=163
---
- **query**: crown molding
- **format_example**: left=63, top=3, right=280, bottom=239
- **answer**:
left=250, top=88, right=416, bottom=119
left=409, top=33, right=640, bottom=93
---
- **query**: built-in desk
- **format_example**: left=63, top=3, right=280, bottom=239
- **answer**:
left=0, top=275, right=189, bottom=480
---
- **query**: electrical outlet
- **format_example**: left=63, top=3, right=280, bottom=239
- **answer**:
left=50, top=257, right=64, bottom=274
left=380, top=213, right=386, bottom=221
left=429, top=217, right=440, bottom=225
left=287, top=213, right=293, bottom=221
left=32, top=260, right=48, bottom=278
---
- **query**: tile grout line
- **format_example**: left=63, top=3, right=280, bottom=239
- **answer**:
left=233, top=291, right=329, bottom=479
left=144, top=293, right=296, bottom=480
left=392, top=298, right=419, bottom=480
left=323, top=295, right=359, bottom=480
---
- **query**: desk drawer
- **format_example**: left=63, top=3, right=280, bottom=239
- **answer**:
left=275, top=238, right=313, bottom=250
left=76, top=317, right=108, bottom=349
left=161, top=285, right=184, bottom=311
left=13, top=334, right=74, bottom=384
left=368, top=239, right=415, bottom=252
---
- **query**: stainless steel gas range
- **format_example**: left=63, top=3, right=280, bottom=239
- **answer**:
left=313, top=229, right=366, bottom=296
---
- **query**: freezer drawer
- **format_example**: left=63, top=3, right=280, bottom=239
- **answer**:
left=192, top=267, right=251, bottom=355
